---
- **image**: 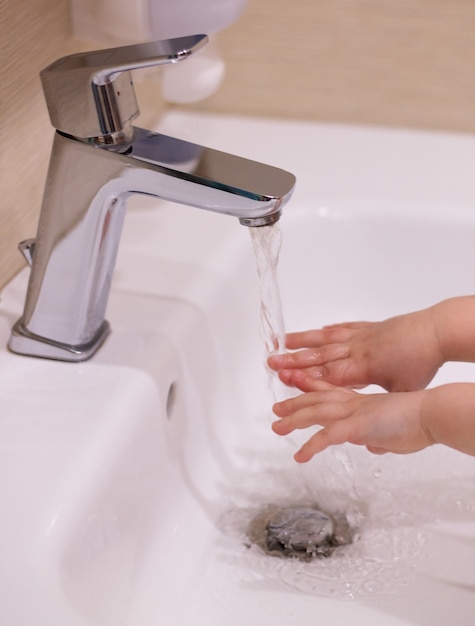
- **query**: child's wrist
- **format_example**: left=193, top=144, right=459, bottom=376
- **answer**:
left=431, top=297, right=475, bottom=362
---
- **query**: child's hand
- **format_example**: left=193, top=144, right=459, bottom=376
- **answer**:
left=268, top=308, right=444, bottom=392
left=271, top=380, right=433, bottom=462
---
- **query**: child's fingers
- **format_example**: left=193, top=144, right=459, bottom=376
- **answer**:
left=267, top=344, right=349, bottom=371
left=285, top=326, right=355, bottom=350
left=272, top=387, right=355, bottom=436
left=323, top=321, right=369, bottom=330
left=268, top=347, right=327, bottom=370
left=366, top=445, right=389, bottom=455
left=284, top=330, right=327, bottom=349
left=272, top=402, right=342, bottom=435
left=294, top=420, right=354, bottom=462
left=277, top=369, right=323, bottom=391
left=272, top=382, right=345, bottom=416
left=276, top=357, right=368, bottom=390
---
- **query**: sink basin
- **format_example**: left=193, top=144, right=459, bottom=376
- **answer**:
left=1, top=112, right=475, bottom=625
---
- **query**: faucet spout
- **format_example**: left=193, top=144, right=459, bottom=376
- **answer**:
left=128, top=127, right=295, bottom=223
left=8, top=127, right=295, bottom=361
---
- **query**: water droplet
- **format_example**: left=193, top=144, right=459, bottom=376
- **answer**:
left=372, top=467, right=383, bottom=478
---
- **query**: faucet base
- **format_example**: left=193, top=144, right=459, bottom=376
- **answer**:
left=8, top=320, right=111, bottom=362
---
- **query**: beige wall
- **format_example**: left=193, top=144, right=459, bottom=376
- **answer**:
left=1, top=0, right=474, bottom=290
left=199, top=0, right=475, bottom=132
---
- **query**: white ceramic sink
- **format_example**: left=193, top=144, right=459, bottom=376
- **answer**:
left=1, top=112, right=475, bottom=625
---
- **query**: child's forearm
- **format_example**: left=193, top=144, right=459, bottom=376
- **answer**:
left=433, top=296, right=475, bottom=363
left=421, top=383, right=475, bottom=456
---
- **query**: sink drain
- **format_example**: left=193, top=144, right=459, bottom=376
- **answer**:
left=247, top=504, right=352, bottom=560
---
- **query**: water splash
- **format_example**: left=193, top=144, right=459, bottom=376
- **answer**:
left=248, top=223, right=360, bottom=513
left=217, top=447, right=475, bottom=601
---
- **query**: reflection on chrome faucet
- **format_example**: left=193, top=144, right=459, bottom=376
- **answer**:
left=8, top=36, right=296, bottom=361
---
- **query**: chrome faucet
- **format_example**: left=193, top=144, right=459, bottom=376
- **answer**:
left=8, top=36, right=296, bottom=362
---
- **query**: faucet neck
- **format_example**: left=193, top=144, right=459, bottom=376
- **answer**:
left=9, top=127, right=295, bottom=361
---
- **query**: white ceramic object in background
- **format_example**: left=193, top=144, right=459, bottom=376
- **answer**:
left=73, top=0, right=246, bottom=42
left=1, top=112, right=475, bottom=625
left=70, top=0, right=246, bottom=102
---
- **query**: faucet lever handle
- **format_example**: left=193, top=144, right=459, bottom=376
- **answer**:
left=40, top=35, right=208, bottom=145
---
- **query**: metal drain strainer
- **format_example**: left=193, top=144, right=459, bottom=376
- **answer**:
left=247, top=504, right=352, bottom=560
left=267, top=507, right=333, bottom=551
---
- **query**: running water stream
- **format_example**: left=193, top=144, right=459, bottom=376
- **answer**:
left=248, top=222, right=359, bottom=509
left=248, top=223, right=286, bottom=395
left=245, top=223, right=360, bottom=559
